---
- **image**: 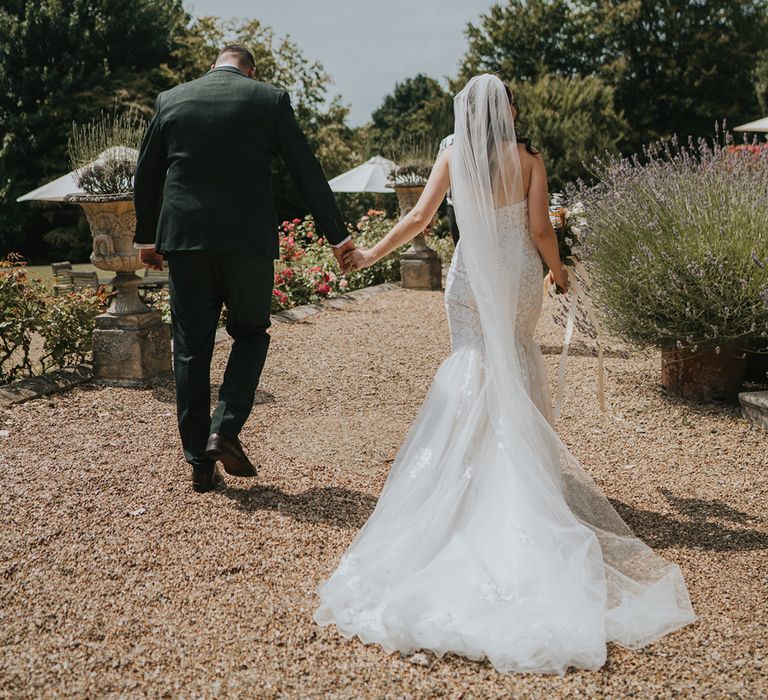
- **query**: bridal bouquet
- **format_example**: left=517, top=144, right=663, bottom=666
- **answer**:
left=549, top=193, right=584, bottom=267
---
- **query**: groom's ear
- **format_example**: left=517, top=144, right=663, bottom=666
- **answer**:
left=210, top=63, right=216, bottom=70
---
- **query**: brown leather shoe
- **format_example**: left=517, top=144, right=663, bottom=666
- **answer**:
left=192, top=463, right=218, bottom=493
left=205, top=433, right=258, bottom=477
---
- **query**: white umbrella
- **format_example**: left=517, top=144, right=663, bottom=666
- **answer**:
left=16, top=147, right=139, bottom=202
left=733, top=116, right=768, bottom=133
left=16, top=170, right=82, bottom=202
left=328, top=156, right=397, bottom=193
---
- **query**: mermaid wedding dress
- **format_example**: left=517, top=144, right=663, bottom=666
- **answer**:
left=314, top=76, right=695, bottom=675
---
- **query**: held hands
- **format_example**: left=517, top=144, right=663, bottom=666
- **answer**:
left=343, top=247, right=375, bottom=272
left=333, top=239, right=357, bottom=274
left=548, top=263, right=570, bottom=294
left=139, top=248, right=164, bottom=272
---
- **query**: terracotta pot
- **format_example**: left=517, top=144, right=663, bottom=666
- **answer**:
left=661, top=345, right=747, bottom=402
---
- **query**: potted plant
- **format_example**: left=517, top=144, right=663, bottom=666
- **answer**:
left=567, top=133, right=768, bottom=402
left=64, top=110, right=171, bottom=386
left=386, top=140, right=442, bottom=290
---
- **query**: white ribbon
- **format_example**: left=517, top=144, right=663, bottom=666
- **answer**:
left=547, top=261, right=607, bottom=419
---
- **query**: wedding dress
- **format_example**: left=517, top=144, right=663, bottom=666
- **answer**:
left=314, top=75, right=695, bottom=675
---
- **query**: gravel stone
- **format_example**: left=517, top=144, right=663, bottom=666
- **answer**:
left=1, top=288, right=766, bottom=698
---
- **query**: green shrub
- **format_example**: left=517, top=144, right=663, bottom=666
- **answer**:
left=271, top=211, right=403, bottom=312
left=0, top=254, right=103, bottom=383
left=68, top=110, right=147, bottom=194
left=568, top=135, right=768, bottom=352
left=41, top=288, right=103, bottom=369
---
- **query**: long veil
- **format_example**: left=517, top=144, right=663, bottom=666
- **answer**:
left=315, top=75, right=695, bottom=675
left=449, top=74, right=695, bottom=649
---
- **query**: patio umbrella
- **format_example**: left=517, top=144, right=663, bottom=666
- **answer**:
left=733, top=116, right=768, bottom=133
left=16, top=147, right=139, bottom=202
left=328, top=156, right=397, bottom=193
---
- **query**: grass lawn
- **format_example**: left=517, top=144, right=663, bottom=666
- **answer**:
left=25, top=262, right=110, bottom=287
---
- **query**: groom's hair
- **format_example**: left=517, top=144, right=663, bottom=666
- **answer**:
left=216, top=44, right=256, bottom=69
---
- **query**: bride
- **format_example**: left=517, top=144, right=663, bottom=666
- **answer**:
left=314, top=74, right=696, bottom=675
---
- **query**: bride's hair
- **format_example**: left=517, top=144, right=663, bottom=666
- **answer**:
left=502, top=83, right=539, bottom=156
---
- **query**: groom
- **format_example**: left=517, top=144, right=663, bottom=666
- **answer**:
left=133, top=45, right=355, bottom=493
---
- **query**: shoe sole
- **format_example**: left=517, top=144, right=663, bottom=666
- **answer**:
left=205, top=448, right=258, bottom=478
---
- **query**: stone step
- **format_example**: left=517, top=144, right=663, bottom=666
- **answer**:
left=738, top=391, right=768, bottom=431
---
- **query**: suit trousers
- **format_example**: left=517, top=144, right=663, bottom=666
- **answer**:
left=165, top=250, right=274, bottom=467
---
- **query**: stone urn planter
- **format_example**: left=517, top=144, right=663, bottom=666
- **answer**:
left=661, top=345, right=747, bottom=402
left=66, top=193, right=171, bottom=387
left=393, top=185, right=442, bottom=290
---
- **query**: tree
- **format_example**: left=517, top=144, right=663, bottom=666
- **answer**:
left=595, top=0, right=768, bottom=147
left=457, top=0, right=597, bottom=85
left=513, top=74, right=628, bottom=192
left=0, top=0, right=189, bottom=262
left=0, top=8, right=361, bottom=262
left=457, top=0, right=768, bottom=165
left=752, top=50, right=768, bottom=115
left=367, top=74, right=453, bottom=155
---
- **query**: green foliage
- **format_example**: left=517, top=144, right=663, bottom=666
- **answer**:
left=568, top=136, right=768, bottom=352
left=754, top=50, right=768, bottom=114
left=458, top=0, right=768, bottom=182
left=271, top=212, right=402, bottom=312
left=512, top=74, right=628, bottom=192
left=458, top=0, right=597, bottom=83
left=0, top=0, right=189, bottom=262
left=367, top=75, right=453, bottom=156
left=0, top=254, right=46, bottom=382
left=41, top=287, right=103, bottom=369
left=595, top=0, right=768, bottom=148
left=68, top=110, right=147, bottom=194
left=385, top=138, right=436, bottom=187
left=0, top=254, right=102, bottom=383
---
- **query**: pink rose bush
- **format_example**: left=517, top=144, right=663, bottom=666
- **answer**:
left=270, top=211, right=402, bottom=312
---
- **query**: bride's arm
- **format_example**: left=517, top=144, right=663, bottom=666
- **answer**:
left=345, top=149, right=451, bottom=269
left=528, top=154, right=569, bottom=290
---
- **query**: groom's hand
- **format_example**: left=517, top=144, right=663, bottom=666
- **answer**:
left=333, top=239, right=356, bottom=274
left=139, top=247, right=165, bottom=271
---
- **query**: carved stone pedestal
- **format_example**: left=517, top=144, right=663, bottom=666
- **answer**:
left=739, top=391, right=768, bottom=431
left=92, top=310, right=171, bottom=387
left=66, top=192, right=172, bottom=387
left=394, top=184, right=442, bottom=291
left=400, top=235, right=443, bottom=290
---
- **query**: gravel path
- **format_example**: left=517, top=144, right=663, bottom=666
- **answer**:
left=1, top=287, right=766, bottom=699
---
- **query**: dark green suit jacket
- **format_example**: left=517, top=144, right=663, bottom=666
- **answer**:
left=133, top=66, right=348, bottom=257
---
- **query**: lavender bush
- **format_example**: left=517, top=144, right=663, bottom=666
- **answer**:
left=567, top=135, right=768, bottom=353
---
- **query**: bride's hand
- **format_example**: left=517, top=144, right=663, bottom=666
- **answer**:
left=344, top=248, right=374, bottom=271
left=549, top=263, right=570, bottom=293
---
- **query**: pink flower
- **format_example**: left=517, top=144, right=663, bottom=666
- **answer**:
left=309, top=266, right=322, bottom=274
left=339, top=279, right=349, bottom=289
left=281, top=268, right=293, bottom=279
left=292, top=217, right=302, bottom=224
left=315, top=283, right=331, bottom=295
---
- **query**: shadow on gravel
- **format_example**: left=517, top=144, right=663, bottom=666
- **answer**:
left=150, top=379, right=276, bottom=407
left=610, top=490, right=768, bottom=551
left=221, top=484, right=376, bottom=529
